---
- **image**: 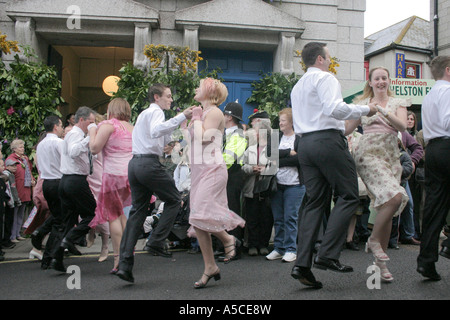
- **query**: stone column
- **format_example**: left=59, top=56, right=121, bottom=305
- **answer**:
left=134, top=22, right=151, bottom=70
left=183, top=25, right=199, bottom=51
left=274, top=32, right=296, bottom=75
left=14, top=17, right=36, bottom=61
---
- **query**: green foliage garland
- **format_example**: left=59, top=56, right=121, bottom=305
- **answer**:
left=0, top=47, right=63, bottom=159
left=246, top=72, right=300, bottom=126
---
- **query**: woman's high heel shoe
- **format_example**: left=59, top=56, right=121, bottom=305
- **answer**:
left=365, top=239, right=389, bottom=261
left=110, top=254, right=119, bottom=274
left=98, top=245, right=109, bottom=262
left=218, top=237, right=242, bottom=264
left=29, top=249, right=43, bottom=260
left=374, top=259, right=394, bottom=282
left=194, top=269, right=221, bottom=289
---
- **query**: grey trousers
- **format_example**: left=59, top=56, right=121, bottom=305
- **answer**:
left=119, top=156, right=181, bottom=272
left=295, top=130, right=359, bottom=268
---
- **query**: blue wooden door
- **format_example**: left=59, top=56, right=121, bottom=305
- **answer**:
left=199, top=49, right=273, bottom=123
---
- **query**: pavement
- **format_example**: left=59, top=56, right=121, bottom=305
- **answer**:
left=1, top=232, right=449, bottom=302
left=0, top=233, right=148, bottom=262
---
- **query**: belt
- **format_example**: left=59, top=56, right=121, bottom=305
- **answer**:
left=133, top=154, right=160, bottom=159
left=300, top=129, right=343, bottom=138
left=429, top=136, right=450, bottom=144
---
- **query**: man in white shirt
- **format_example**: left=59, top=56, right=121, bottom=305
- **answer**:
left=34, top=115, right=64, bottom=270
left=117, top=84, right=193, bottom=283
left=290, top=42, right=377, bottom=289
left=50, top=106, right=96, bottom=272
left=417, top=55, right=450, bottom=281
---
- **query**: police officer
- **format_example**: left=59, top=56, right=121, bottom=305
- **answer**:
left=222, top=102, right=248, bottom=243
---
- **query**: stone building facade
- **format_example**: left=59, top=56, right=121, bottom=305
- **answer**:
left=431, top=0, right=450, bottom=56
left=1, top=0, right=366, bottom=117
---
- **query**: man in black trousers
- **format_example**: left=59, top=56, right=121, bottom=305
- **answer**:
left=50, top=106, right=97, bottom=272
left=290, top=42, right=377, bottom=288
left=416, top=56, right=450, bottom=281
left=117, top=84, right=193, bottom=283
left=34, top=115, right=65, bottom=270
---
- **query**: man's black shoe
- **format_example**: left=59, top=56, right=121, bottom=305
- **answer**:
left=50, top=259, right=66, bottom=273
left=31, top=230, right=43, bottom=250
left=417, top=265, right=441, bottom=281
left=41, top=258, right=52, bottom=270
left=439, top=246, right=450, bottom=260
left=146, top=245, right=172, bottom=258
left=61, top=238, right=82, bottom=256
left=291, top=266, right=323, bottom=289
left=313, top=256, right=353, bottom=273
left=116, top=269, right=134, bottom=283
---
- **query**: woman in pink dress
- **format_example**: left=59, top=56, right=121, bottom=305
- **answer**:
left=187, top=78, right=246, bottom=289
left=88, top=98, right=134, bottom=273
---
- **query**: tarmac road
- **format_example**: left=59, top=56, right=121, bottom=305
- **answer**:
left=0, top=236, right=449, bottom=303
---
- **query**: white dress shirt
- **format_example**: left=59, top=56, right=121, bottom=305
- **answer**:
left=421, top=80, right=450, bottom=143
left=132, top=103, right=186, bottom=156
left=36, top=133, right=64, bottom=179
left=60, top=125, right=90, bottom=175
left=291, top=67, right=370, bottom=135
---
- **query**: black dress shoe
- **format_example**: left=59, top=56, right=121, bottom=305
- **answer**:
left=313, top=256, right=353, bottom=273
left=345, top=241, right=359, bottom=251
left=61, top=238, right=82, bottom=256
left=146, top=245, right=172, bottom=258
left=388, top=242, right=400, bottom=250
left=116, top=269, right=134, bottom=283
left=41, top=258, right=52, bottom=270
left=439, top=246, right=450, bottom=259
left=50, top=259, right=66, bottom=273
left=417, top=265, right=441, bottom=281
left=291, top=266, right=323, bottom=289
left=31, top=230, right=43, bottom=250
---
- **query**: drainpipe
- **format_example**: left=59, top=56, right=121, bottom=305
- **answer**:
left=434, top=0, right=439, bottom=57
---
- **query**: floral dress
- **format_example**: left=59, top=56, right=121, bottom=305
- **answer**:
left=353, top=97, right=410, bottom=217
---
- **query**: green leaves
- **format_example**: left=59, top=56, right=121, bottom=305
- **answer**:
left=0, top=49, right=63, bottom=159
left=114, top=63, right=219, bottom=123
left=246, top=72, right=300, bottom=126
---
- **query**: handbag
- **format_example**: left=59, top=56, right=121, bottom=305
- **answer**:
left=253, top=174, right=277, bottom=198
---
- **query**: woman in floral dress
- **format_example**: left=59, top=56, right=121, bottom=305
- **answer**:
left=346, top=67, right=409, bottom=282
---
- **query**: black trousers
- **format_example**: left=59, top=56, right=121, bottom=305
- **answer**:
left=295, top=130, right=359, bottom=268
left=245, top=196, right=273, bottom=249
left=55, top=174, right=96, bottom=261
left=417, top=139, right=450, bottom=267
left=41, top=179, right=63, bottom=262
left=119, top=156, right=181, bottom=272
left=226, top=169, right=244, bottom=240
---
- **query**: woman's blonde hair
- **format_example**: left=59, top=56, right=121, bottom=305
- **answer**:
left=107, top=98, right=131, bottom=122
left=354, top=67, right=394, bottom=103
left=200, top=78, right=228, bottom=106
left=10, top=139, right=25, bottom=151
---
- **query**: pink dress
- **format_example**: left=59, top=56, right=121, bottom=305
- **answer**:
left=187, top=108, right=245, bottom=237
left=89, top=118, right=132, bottom=227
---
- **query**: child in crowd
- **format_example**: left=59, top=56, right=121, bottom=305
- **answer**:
left=389, top=134, right=414, bottom=248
